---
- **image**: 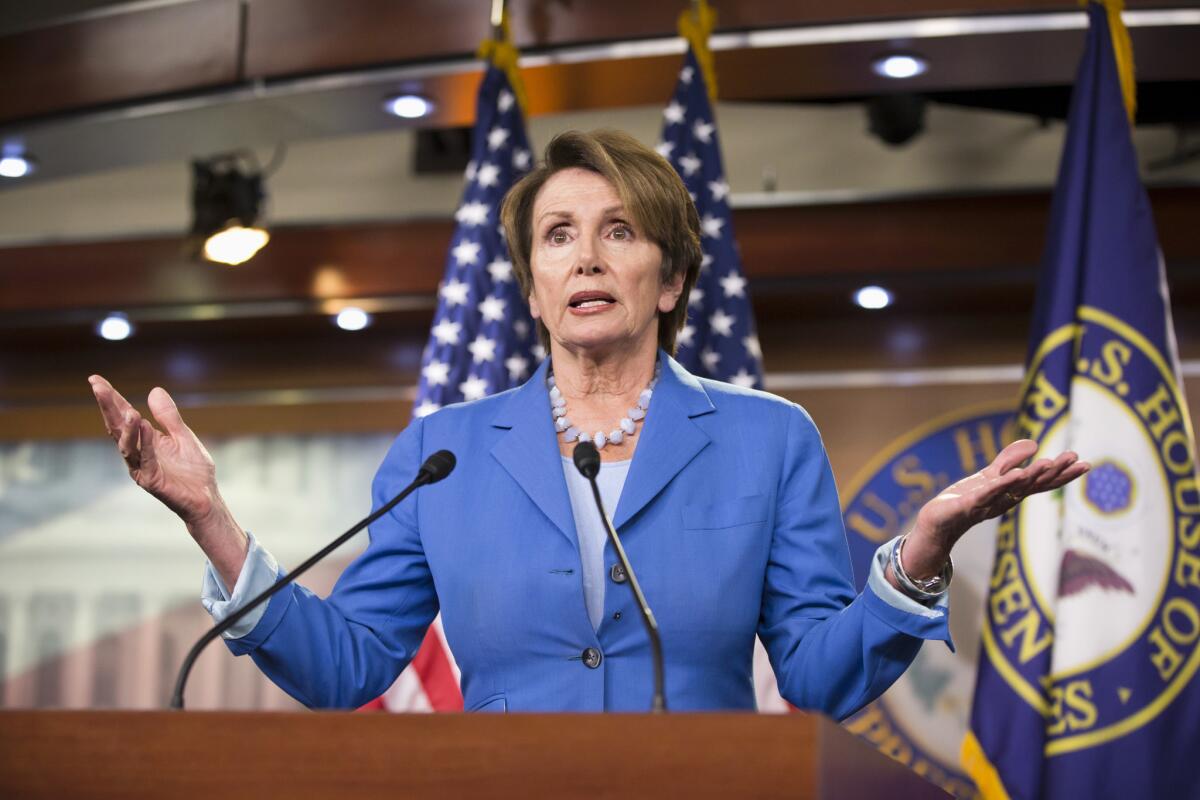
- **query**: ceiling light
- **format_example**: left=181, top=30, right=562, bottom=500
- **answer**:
left=190, top=153, right=272, bottom=266
left=97, top=313, right=133, bottom=341
left=872, top=54, right=929, bottom=80
left=0, top=154, right=34, bottom=179
left=383, top=94, right=435, bottom=119
left=335, top=306, right=372, bottom=331
left=854, top=286, right=893, bottom=310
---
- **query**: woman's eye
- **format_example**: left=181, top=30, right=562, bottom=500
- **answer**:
left=548, top=228, right=568, bottom=244
left=611, top=225, right=632, bottom=240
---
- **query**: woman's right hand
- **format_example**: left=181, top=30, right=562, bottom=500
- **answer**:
left=89, top=375, right=220, bottom=524
left=89, top=375, right=249, bottom=586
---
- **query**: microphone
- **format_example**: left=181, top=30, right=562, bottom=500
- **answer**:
left=169, top=449, right=456, bottom=709
left=572, top=440, right=666, bottom=712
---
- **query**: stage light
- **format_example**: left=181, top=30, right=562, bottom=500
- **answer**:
left=383, top=94, right=435, bottom=119
left=97, top=313, right=133, bottom=341
left=872, top=54, right=928, bottom=80
left=0, top=154, right=34, bottom=179
left=854, top=286, right=893, bottom=310
left=335, top=306, right=372, bottom=331
left=190, top=152, right=273, bottom=266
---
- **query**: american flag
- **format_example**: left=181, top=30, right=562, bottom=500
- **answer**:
left=374, top=57, right=537, bottom=713
left=656, top=47, right=763, bottom=389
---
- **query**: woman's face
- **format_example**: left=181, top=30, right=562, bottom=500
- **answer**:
left=527, top=167, right=682, bottom=357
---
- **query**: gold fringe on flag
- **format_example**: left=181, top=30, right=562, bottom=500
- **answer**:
left=1090, top=0, right=1137, bottom=122
left=678, top=0, right=718, bottom=101
left=477, top=11, right=529, bottom=115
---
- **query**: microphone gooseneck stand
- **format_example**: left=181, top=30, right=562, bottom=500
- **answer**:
left=573, top=440, right=666, bottom=712
left=168, top=450, right=457, bottom=710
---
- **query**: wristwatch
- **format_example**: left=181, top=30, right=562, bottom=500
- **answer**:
left=891, top=533, right=953, bottom=601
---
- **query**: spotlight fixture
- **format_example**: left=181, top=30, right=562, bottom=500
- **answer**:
left=97, top=313, right=133, bottom=341
left=383, top=93, right=435, bottom=120
left=872, top=54, right=929, bottom=80
left=335, top=306, right=372, bottom=331
left=189, top=150, right=277, bottom=266
left=854, top=285, right=893, bottom=310
left=0, top=144, right=35, bottom=179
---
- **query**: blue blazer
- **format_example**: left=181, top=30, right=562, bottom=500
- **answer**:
left=229, top=351, right=950, bottom=716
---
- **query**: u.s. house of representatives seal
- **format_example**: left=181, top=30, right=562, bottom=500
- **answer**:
left=990, top=306, right=1200, bottom=757
left=841, top=403, right=1016, bottom=799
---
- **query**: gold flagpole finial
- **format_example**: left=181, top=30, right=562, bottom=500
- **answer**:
left=478, top=0, right=528, bottom=114
left=678, top=0, right=718, bottom=101
left=1086, top=0, right=1137, bottom=122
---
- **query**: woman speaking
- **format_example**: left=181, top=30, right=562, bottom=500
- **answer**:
left=88, top=130, right=1087, bottom=715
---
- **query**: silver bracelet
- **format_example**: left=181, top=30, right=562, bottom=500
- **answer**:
left=891, top=533, right=953, bottom=601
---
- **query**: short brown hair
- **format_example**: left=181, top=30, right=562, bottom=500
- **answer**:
left=500, top=129, right=701, bottom=354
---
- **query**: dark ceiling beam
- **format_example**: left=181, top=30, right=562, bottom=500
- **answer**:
left=2, top=187, right=1197, bottom=317
left=0, top=0, right=1196, bottom=127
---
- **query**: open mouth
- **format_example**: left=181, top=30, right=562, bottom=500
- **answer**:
left=568, top=291, right=616, bottom=309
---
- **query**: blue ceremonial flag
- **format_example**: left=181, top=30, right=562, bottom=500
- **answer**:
left=963, top=3, right=1200, bottom=797
left=412, top=43, right=537, bottom=419
left=656, top=6, right=763, bottom=389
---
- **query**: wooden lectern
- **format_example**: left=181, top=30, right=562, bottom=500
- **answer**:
left=0, top=710, right=948, bottom=799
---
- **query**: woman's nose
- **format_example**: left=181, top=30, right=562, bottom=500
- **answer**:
left=574, top=236, right=605, bottom=275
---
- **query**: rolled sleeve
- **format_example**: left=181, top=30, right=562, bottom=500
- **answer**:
left=864, top=536, right=954, bottom=651
left=200, top=532, right=282, bottom=640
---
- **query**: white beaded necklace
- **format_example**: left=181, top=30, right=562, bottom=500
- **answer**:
left=548, top=366, right=659, bottom=450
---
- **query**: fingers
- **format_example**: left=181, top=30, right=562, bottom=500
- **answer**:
left=148, top=386, right=190, bottom=438
left=991, top=439, right=1039, bottom=476
left=138, top=417, right=160, bottom=484
left=116, top=408, right=143, bottom=472
left=88, top=375, right=136, bottom=438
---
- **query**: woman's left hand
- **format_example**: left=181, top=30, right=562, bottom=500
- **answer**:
left=897, top=439, right=1090, bottom=581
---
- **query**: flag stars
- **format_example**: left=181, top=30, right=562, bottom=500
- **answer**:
left=440, top=278, right=471, bottom=305
left=478, top=295, right=507, bottom=322
left=720, top=273, right=747, bottom=298
left=487, top=258, right=513, bottom=283
left=655, top=141, right=675, bottom=160
left=487, top=126, right=510, bottom=151
left=464, top=160, right=477, bottom=182
left=730, top=369, right=757, bottom=389
left=692, top=119, right=714, bottom=143
left=708, top=179, right=730, bottom=202
left=497, top=90, right=514, bottom=112
left=709, top=309, right=736, bottom=336
left=431, top=319, right=462, bottom=345
left=688, top=287, right=705, bottom=307
left=701, top=213, right=725, bottom=239
left=512, top=148, right=531, bottom=171
left=452, top=240, right=482, bottom=266
left=700, top=253, right=714, bottom=273
left=455, top=201, right=489, bottom=226
left=513, top=319, right=530, bottom=339
left=505, top=354, right=531, bottom=381
left=677, top=324, right=696, bottom=348
left=414, top=400, right=441, bottom=418
left=459, top=375, right=489, bottom=401
left=678, top=153, right=702, bottom=176
left=680, top=65, right=694, bottom=84
left=468, top=334, right=498, bottom=363
left=701, top=347, right=721, bottom=372
left=422, top=359, right=450, bottom=387
left=663, top=100, right=685, bottom=125
left=476, top=162, right=501, bottom=187
left=743, top=334, right=762, bottom=360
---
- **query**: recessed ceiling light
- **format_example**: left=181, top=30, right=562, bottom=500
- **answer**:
left=97, top=313, right=133, bottom=341
left=335, top=306, right=372, bottom=331
left=0, top=154, right=35, bottom=179
left=854, top=285, right=893, bottom=310
left=872, top=54, right=929, bottom=80
left=383, top=94, right=435, bottom=119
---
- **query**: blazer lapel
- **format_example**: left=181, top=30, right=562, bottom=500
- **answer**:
left=490, top=358, right=578, bottom=546
left=612, top=352, right=715, bottom=530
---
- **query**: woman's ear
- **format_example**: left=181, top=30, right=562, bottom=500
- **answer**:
left=658, top=270, right=686, bottom=314
left=528, top=291, right=542, bottom=320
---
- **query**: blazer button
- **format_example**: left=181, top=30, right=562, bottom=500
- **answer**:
left=582, top=647, right=602, bottom=669
left=610, top=563, right=628, bottom=584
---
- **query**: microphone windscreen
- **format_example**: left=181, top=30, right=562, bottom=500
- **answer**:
left=573, top=440, right=601, bottom=480
left=419, top=450, right=456, bottom=483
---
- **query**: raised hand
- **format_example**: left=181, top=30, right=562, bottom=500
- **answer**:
left=898, top=439, right=1090, bottom=581
left=89, top=375, right=220, bottom=524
